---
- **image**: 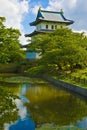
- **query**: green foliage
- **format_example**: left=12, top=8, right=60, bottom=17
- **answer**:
left=25, top=64, right=58, bottom=76
left=0, top=86, right=18, bottom=129
left=28, top=28, right=87, bottom=74
left=0, top=17, right=24, bottom=63
left=25, top=65, right=46, bottom=76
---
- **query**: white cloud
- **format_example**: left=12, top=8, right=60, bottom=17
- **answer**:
left=73, top=29, right=87, bottom=35
left=31, top=0, right=77, bottom=14
left=46, top=0, right=62, bottom=11
left=46, top=0, right=77, bottom=12
left=30, top=0, right=77, bottom=18
left=31, top=4, right=42, bottom=15
left=0, top=0, right=29, bottom=44
left=19, top=33, right=29, bottom=45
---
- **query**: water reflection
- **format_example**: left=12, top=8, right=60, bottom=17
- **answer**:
left=9, top=118, right=35, bottom=130
left=25, top=84, right=87, bottom=126
left=2, top=81, right=87, bottom=129
left=8, top=84, right=35, bottom=130
left=77, top=117, right=87, bottom=128
left=15, top=99, right=28, bottom=119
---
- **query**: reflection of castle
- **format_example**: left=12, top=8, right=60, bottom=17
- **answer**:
left=25, top=7, right=74, bottom=59
left=9, top=84, right=35, bottom=130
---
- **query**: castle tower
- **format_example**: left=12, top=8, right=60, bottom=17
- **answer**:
left=25, top=8, right=74, bottom=59
left=25, top=8, right=74, bottom=37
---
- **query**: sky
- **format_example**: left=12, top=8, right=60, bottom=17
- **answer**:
left=0, top=0, right=87, bottom=45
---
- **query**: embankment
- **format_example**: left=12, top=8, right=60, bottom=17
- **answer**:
left=43, top=76, right=87, bottom=98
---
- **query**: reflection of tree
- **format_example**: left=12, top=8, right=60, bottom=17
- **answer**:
left=1, top=81, right=87, bottom=127
left=0, top=86, right=19, bottom=130
left=26, top=84, right=69, bottom=102
left=26, top=85, right=87, bottom=126
left=0, top=82, right=23, bottom=95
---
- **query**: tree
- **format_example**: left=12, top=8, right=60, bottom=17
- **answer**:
left=0, top=17, right=24, bottom=63
left=0, top=17, right=22, bottom=129
left=27, top=28, right=87, bottom=74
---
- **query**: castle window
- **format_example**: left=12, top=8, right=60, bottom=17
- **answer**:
left=55, top=25, right=57, bottom=29
left=51, top=25, right=54, bottom=29
left=46, top=25, right=48, bottom=29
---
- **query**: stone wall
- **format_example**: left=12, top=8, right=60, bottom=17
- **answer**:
left=44, top=77, right=87, bottom=97
left=0, top=64, right=18, bottom=73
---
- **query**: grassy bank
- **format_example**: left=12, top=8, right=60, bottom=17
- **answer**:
left=53, top=68, right=87, bottom=89
left=0, top=75, right=47, bottom=84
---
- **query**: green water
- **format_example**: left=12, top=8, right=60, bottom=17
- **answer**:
left=25, top=83, right=87, bottom=127
left=1, top=78, right=87, bottom=129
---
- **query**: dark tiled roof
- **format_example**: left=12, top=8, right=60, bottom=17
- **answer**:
left=25, top=30, right=53, bottom=37
left=30, top=9, right=74, bottom=26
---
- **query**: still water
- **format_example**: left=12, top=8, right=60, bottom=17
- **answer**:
left=2, top=79, right=87, bottom=129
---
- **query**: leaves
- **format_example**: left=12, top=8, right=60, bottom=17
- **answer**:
left=0, top=86, right=18, bottom=129
left=0, top=17, right=24, bottom=63
left=27, top=28, right=87, bottom=73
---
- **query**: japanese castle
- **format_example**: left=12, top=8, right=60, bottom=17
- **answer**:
left=25, top=8, right=74, bottom=59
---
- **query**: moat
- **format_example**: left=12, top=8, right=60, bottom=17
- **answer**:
left=1, top=77, right=87, bottom=129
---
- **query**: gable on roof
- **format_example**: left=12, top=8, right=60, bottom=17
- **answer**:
left=37, top=9, right=44, bottom=19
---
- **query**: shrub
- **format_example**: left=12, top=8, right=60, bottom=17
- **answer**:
left=25, top=65, right=46, bottom=76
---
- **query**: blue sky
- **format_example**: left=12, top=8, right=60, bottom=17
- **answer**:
left=0, top=0, right=87, bottom=44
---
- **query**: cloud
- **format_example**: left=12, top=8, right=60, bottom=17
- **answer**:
left=15, top=99, right=28, bottom=119
left=30, top=4, right=42, bottom=15
left=0, top=0, right=29, bottom=44
left=45, top=0, right=77, bottom=14
left=31, top=0, right=77, bottom=14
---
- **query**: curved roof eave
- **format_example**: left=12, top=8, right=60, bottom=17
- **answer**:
left=30, top=19, right=74, bottom=26
left=25, top=30, right=51, bottom=37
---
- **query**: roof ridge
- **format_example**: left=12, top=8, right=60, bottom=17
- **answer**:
left=40, top=10, right=62, bottom=14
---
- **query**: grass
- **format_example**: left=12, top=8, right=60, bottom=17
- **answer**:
left=0, top=74, right=47, bottom=84
left=61, top=77, right=87, bottom=89
left=52, top=68, right=87, bottom=89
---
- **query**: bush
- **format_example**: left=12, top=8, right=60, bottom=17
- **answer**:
left=25, top=65, right=46, bottom=76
